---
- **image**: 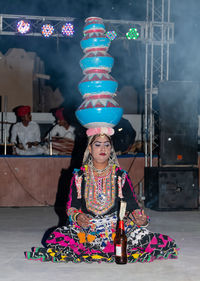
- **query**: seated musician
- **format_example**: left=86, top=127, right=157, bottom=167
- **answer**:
left=10, top=105, right=44, bottom=155
left=45, top=108, right=75, bottom=155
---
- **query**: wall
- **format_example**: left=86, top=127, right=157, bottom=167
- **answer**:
left=0, top=48, right=63, bottom=113
left=0, top=156, right=145, bottom=207
left=0, top=49, right=35, bottom=111
left=0, top=156, right=198, bottom=207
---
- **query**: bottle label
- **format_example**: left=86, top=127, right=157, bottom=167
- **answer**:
left=119, top=220, right=125, bottom=230
left=115, top=244, right=122, bottom=257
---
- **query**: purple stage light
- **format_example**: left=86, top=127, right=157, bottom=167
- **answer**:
left=41, top=24, right=54, bottom=38
left=17, top=20, right=31, bottom=34
left=61, top=23, right=74, bottom=36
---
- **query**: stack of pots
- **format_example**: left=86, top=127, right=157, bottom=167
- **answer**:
left=75, top=17, right=123, bottom=134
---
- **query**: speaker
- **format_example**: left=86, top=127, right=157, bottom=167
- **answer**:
left=160, top=123, right=198, bottom=165
left=159, top=81, right=199, bottom=166
left=144, top=167, right=199, bottom=210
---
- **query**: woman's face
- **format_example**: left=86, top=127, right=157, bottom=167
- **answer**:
left=89, top=135, right=111, bottom=165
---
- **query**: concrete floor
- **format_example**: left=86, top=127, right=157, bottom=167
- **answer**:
left=0, top=206, right=200, bottom=281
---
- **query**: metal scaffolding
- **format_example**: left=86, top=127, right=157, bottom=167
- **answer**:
left=144, top=0, right=174, bottom=167
left=105, top=0, right=174, bottom=167
left=0, top=14, right=75, bottom=37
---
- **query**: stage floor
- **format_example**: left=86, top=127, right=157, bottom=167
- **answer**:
left=0, top=207, right=200, bottom=281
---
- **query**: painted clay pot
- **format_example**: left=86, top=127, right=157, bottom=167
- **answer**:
left=78, top=69, right=118, bottom=97
left=81, top=35, right=110, bottom=53
left=80, top=51, right=114, bottom=73
left=76, top=95, right=123, bottom=128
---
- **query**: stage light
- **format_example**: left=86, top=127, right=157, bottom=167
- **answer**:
left=41, top=23, right=54, bottom=38
left=17, top=20, right=31, bottom=34
left=61, top=23, right=74, bottom=36
left=126, top=28, right=139, bottom=40
left=106, top=31, right=117, bottom=41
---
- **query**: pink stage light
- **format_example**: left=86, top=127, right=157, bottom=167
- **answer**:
left=41, top=24, right=54, bottom=38
left=61, top=23, right=74, bottom=36
left=17, top=20, right=31, bottom=34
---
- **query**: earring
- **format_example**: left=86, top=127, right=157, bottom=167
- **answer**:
left=88, top=154, right=93, bottom=166
left=109, top=152, right=114, bottom=165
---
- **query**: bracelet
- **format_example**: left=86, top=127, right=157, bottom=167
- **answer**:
left=140, top=221, right=149, bottom=228
left=137, top=217, right=150, bottom=228
left=72, top=211, right=81, bottom=222
left=74, top=212, right=80, bottom=222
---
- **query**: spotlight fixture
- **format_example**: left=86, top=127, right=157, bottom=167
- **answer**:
left=41, top=23, right=54, bottom=38
left=61, top=23, right=74, bottom=36
left=126, top=28, right=139, bottom=40
left=106, top=31, right=117, bottom=41
left=17, top=20, right=31, bottom=34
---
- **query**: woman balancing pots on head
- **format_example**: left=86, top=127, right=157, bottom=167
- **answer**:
left=25, top=127, right=179, bottom=263
left=25, top=16, right=178, bottom=263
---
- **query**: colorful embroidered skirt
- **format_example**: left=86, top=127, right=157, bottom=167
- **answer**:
left=25, top=213, right=179, bottom=263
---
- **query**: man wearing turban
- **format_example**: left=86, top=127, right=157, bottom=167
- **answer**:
left=11, top=106, right=44, bottom=155
left=45, top=108, right=75, bottom=155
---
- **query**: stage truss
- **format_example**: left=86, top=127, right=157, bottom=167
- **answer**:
left=106, top=0, right=174, bottom=167
left=0, top=14, right=75, bottom=37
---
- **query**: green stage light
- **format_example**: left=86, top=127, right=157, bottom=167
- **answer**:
left=126, top=28, right=139, bottom=40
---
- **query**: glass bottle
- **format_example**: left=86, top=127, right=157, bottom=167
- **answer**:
left=114, top=219, right=127, bottom=264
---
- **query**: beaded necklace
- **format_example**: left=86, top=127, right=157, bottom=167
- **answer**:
left=91, top=164, right=110, bottom=176
left=84, top=165, right=116, bottom=215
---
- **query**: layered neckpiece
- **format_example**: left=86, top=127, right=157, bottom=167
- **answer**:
left=84, top=164, right=116, bottom=215
left=91, top=163, right=110, bottom=176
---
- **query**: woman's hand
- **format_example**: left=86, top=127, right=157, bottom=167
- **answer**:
left=132, top=209, right=148, bottom=226
left=76, top=213, right=91, bottom=228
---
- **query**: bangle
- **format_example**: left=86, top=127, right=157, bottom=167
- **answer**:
left=141, top=221, right=149, bottom=228
left=140, top=217, right=150, bottom=228
left=73, top=212, right=80, bottom=222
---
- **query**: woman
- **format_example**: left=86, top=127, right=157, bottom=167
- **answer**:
left=25, top=133, right=179, bottom=263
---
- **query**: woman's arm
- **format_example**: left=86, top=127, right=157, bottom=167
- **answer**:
left=66, top=172, right=90, bottom=227
left=66, top=174, right=82, bottom=220
left=122, top=173, right=140, bottom=212
left=122, top=173, right=149, bottom=226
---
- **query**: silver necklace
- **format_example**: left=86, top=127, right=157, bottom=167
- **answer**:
left=91, top=164, right=110, bottom=174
